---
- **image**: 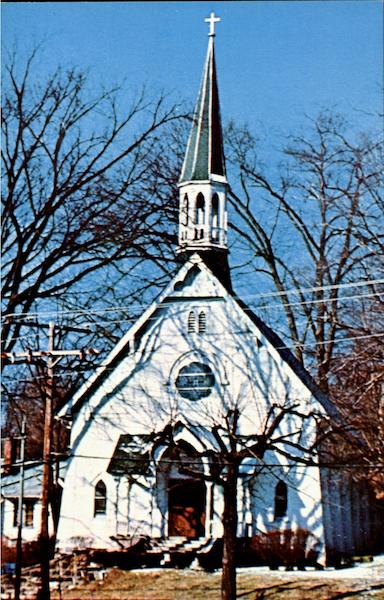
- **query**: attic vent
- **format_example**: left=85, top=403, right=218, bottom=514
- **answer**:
left=198, top=311, right=206, bottom=333
left=188, top=311, right=196, bottom=333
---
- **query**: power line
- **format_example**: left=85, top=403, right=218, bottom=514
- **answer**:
left=4, top=290, right=382, bottom=330
left=2, top=321, right=381, bottom=355
left=2, top=278, right=383, bottom=321
left=39, top=289, right=384, bottom=327
left=2, top=331, right=383, bottom=384
left=1, top=321, right=101, bottom=600
left=2, top=455, right=384, bottom=476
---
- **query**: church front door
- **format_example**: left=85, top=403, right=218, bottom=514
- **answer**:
left=168, top=479, right=206, bottom=538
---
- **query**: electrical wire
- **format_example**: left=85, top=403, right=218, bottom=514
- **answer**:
left=2, top=455, right=383, bottom=480
left=2, top=331, right=383, bottom=374
left=3, top=338, right=379, bottom=390
left=3, top=291, right=382, bottom=335
left=2, top=278, right=383, bottom=321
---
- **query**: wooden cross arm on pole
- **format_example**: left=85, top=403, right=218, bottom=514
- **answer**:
left=2, top=348, right=100, bottom=362
left=1, top=320, right=91, bottom=334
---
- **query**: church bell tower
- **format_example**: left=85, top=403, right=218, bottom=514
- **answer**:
left=177, top=13, right=232, bottom=290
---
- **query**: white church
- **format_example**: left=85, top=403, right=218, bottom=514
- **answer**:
left=54, top=15, right=383, bottom=567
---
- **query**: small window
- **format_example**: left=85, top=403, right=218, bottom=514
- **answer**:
left=274, top=480, right=287, bottom=519
left=188, top=311, right=196, bottom=333
left=195, top=193, right=205, bottom=225
left=94, top=480, right=107, bottom=516
left=211, top=193, right=219, bottom=241
left=24, top=500, right=34, bottom=527
left=11, top=499, right=35, bottom=527
left=181, top=194, right=189, bottom=227
left=198, top=311, right=206, bottom=333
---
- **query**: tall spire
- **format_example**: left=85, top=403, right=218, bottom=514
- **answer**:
left=177, top=14, right=231, bottom=290
left=179, top=18, right=226, bottom=184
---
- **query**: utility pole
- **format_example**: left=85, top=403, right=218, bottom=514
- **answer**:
left=2, top=321, right=98, bottom=600
left=39, top=321, right=54, bottom=600
left=14, top=414, right=26, bottom=600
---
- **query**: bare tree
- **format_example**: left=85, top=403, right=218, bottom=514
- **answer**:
left=1, top=47, right=186, bottom=356
left=225, top=111, right=383, bottom=393
left=328, top=300, right=384, bottom=498
left=1, top=47, right=189, bottom=472
left=154, top=401, right=320, bottom=600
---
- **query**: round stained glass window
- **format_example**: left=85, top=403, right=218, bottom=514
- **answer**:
left=175, top=362, right=215, bottom=401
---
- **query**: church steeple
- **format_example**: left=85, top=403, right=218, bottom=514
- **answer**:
left=177, top=13, right=231, bottom=290
left=179, top=16, right=226, bottom=184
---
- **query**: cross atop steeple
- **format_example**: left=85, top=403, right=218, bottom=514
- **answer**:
left=205, top=12, right=221, bottom=37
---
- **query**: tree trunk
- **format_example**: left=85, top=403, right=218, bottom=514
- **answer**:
left=221, top=461, right=238, bottom=600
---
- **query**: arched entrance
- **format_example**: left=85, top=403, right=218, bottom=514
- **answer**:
left=158, top=442, right=206, bottom=538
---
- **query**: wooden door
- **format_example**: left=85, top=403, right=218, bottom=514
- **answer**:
left=168, top=479, right=206, bottom=538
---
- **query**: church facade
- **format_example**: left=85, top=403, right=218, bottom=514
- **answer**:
left=55, top=16, right=383, bottom=565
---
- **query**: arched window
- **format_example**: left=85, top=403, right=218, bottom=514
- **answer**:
left=274, top=480, right=287, bottom=519
left=195, top=193, right=205, bottom=239
left=211, top=193, right=219, bottom=241
left=198, top=311, right=206, bottom=333
left=181, top=194, right=189, bottom=227
left=94, top=480, right=107, bottom=516
left=188, top=311, right=196, bottom=333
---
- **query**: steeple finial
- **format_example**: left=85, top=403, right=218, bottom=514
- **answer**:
left=205, top=12, right=221, bottom=37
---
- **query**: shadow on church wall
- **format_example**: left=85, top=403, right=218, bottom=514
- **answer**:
left=56, top=263, right=372, bottom=567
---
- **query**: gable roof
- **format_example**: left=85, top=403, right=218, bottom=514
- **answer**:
left=59, top=255, right=337, bottom=420
left=107, top=434, right=152, bottom=476
left=1, top=461, right=68, bottom=498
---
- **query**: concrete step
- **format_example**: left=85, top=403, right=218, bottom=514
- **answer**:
left=158, top=537, right=211, bottom=555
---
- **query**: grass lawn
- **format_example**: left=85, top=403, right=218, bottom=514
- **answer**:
left=52, top=567, right=384, bottom=599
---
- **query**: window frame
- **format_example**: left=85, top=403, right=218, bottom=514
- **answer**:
left=24, top=499, right=35, bottom=527
left=175, top=361, right=215, bottom=401
left=94, top=480, right=107, bottom=516
left=274, top=480, right=288, bottom=520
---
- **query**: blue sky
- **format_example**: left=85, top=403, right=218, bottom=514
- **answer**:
left=2, top=1, right=383, bottom=133
left=1, top=1, right=382, bottom=363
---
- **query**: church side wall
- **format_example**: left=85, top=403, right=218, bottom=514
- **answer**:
left=320, top=468, right=384, bottom=564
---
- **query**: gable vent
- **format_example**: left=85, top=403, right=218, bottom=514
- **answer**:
left=198, top=311, right=206, bottom=333
left=188, top=311, right=196, bottom=333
